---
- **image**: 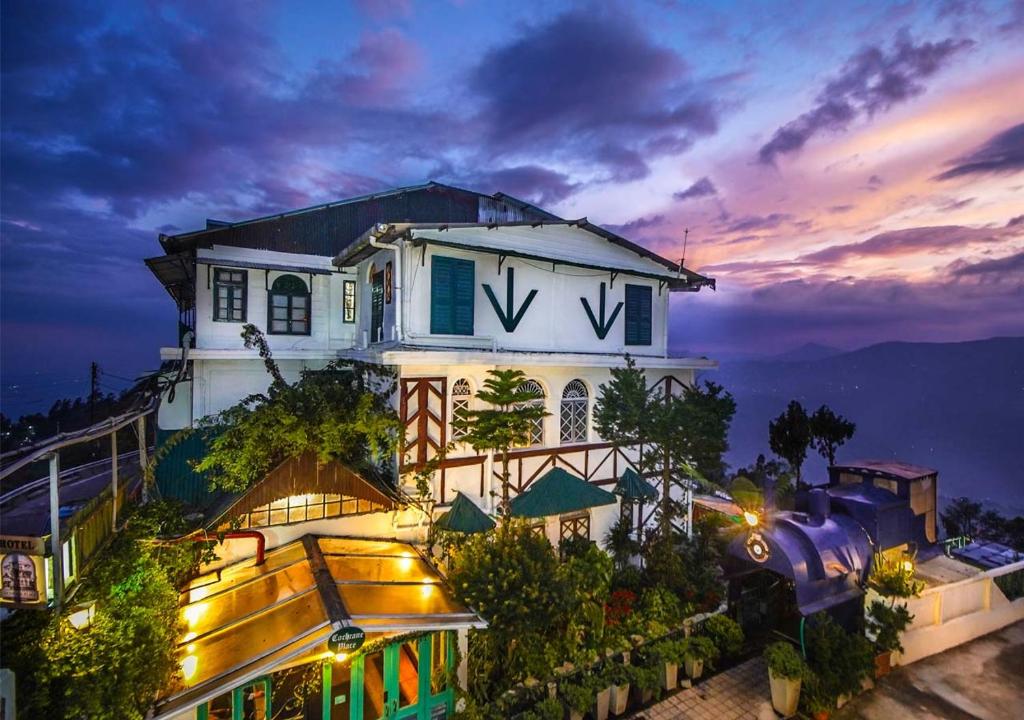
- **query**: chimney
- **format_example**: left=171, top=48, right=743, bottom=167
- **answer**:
left=808, top=488, right=830, bottom=526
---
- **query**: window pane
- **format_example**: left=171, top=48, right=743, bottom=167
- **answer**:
left=293, top=295, right=307, bottom=309
left=362, top=651, right=386, bottom=720
left=329, top=662, right=353, bottom=720
left=397, top=640, right=420, bottom=708
left=272, top=320, right=289, bottom=332
left=273, top=294, right=288, bottom=307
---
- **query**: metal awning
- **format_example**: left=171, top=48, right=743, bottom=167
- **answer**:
left=145, top=252, right=196, bottom=310
left=154, top=535, right=485, bottom=719
left=434, top=492, right=495, bottom=534
left=509, top=467, right=617, bottom=518
left=196, top=257, right=334, bottom=275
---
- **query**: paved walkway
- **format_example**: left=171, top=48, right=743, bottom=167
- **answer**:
left=627, top=655, right=776, bottom=720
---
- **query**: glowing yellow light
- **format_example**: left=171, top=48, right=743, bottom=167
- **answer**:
left=189, top=584, right=212, bottom=603
left=333, top=652, right=348, bottom=663
left=181, top=654, right=199, bottom=682
left=182, top=631, right=197, bottom=642
left=901, top=560, right=914, bottom=574
left=183, top=603, right=207, bottom=627
left=420, top=582, right=435, bottom=598
left=743, top=511, right=759, bottom=527
left=399, top=552, right=414, bottom=572
left=67, top=601, right=96, bottom=630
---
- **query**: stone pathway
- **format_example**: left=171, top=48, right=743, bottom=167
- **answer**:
left=627, top=655, right=776, bottom=720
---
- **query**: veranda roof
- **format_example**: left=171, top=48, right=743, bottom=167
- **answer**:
left=435, top=492, right=495, bottom=533
left=508, top=467, right=617, bottom=518
left=153, top=535, right=484, bottom=720
left=613, top=468, right=658, bottom=501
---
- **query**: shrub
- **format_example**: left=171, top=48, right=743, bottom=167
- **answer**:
left=520, top=696, right=564, bottom=720
left=629, top=664, right=663, bottom=700
left=804, top=614, right=874, bottom=704
left=602, top=662, right=632, bottom=687
left=866, top=599, right=914, bottom=654
left=682, top=636, right=719, bottom=665
left=702, top=614, right=744, bottom=658
left=763, top=642, right=805, bottom=680
left=646, top=639, right=688, bottom=666
left=560, top=680, right=596, bottom=714
left=635, top=586, right=683, bottom=636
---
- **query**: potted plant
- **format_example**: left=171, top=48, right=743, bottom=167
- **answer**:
left=866, top=551, right=922, bottom=676
left=629, top=663, right=662, bottom=705
left=682, top=636, right=718, bottom=680
left=764, top=641, right=805, bottom=718
left=647, top=639, right=686, bottom=690
left=800, top=673, right=832, bottom=720
left=520, top=696, right=564, bottom=720
left=701, top=614, right=744, bottom=662
left=592, top=673, right=612, bottom=720
left=560, top=680, right=596, bottom=720
left=603, top=663, right=632, bottom=716
left=804, top=614, right=874, bottom=710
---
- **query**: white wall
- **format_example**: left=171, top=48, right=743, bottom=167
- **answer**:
left=191, top=358, right=330, bottom=419
left=194, top=246, right=357, bottom=353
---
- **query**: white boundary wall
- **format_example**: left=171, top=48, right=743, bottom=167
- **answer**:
left=893, top=559, right=1024, bottom=666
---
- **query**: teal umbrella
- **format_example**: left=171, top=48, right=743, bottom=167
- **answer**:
left=613, top=468, right=658, bottom=501
left=434, top=492, right=496, bottom=533
left=508, top=467, right=617, bottom=518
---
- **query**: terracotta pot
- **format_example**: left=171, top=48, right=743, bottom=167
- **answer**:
left=610, top=684, right=630, bottom=716
left=874, top=651, right=892, bottom=678
left=594, top=686, right=611, bottom=720
left=684, top=656, right=704, bottom=680
left=768, top=668, right=801, bottom=718
left=813, top=711, right=831, bottom=720
left=662, top=662, right=679, bottom=690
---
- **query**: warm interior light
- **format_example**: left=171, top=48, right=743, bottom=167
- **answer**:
left=420, top=582, right=434, bottom=598
left=901, top=560, right=915, bottom=573
left=183, top=603, right=207, bottom=627
left=67, top=601, right=96, bottom=630
left=743, top=511, right=759, bottom=527
left=182, top=631, right=197, bottom=642
left=399, top=552, right=414, bottom=572
left=333, top=652, right=348, bottom=663
left=188, top=584, right=212, bottom=603
left=181, top=654, right=199, bottom=682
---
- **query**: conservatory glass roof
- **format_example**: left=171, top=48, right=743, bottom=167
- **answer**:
left=154, top=534, right=484, bottom=719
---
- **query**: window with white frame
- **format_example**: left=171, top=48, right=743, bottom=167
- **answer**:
left=451, top=378, right=472, bottom=441
left=560, top=379, right=589, bottom=443
left=342, top=279, right=356, bottom=323
left=517, top=379, right=546, bottom=446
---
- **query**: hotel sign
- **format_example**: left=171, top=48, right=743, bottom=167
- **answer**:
left=0, top=535, right=46, bottom=555
left=1, top=536, right=48, bottom=609
left=328, top=626, right=366, bottom=653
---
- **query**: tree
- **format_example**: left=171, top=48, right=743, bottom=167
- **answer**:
left=769, top=401, right=812, bottom=489
left=594, top=358, right=732, bottom=538
left=194, top=324, right=400, bottom=492
left=940, top=496, right=983, bottom=539
left=451, top=369, right=549, bottom=516
left=733, top=454, right=795, bottom=509
left=809, top=405, right=856, bottom=466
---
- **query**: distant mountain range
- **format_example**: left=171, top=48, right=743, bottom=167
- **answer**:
left=699, top=337, right=1024, bottom=516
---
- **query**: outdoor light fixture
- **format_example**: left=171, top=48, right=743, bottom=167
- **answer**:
left=67, top=601, right=96, bottom=630
left=901, top=560, right=915, bottom=574
left=399, top=552, right=414, bottom=572
left=181, top=654, right=199, bottom=682
left=743, top=511, right=759, bottom=527
left=183, top=602, right=207, bottom=627
left=420, top=582, right=435, bottom=598
left=333, top=652, right=348, bottom=663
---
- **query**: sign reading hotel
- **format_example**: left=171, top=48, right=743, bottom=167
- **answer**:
left=1, top=535, right=48, bottom=608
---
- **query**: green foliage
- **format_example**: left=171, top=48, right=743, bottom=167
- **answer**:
left=701, top=614, right=744, bottom=659
left=729, top=477, right=763, bottom=512
left=560, top=542, right=614, bottom=663
left=629, top=663, right=663, bottom=698
left=940, top=496, right=983, bottom=539
left=193, top=324, right=399, bottom=492
left=682, top=635, right=719, bottom=665
left=866, top=600, right=914, bottom=654
left=647, top=638, right=688, bottom=665
left=604, top=513, right=641, bottom=570
left=769, top=401, right=812, bottom=487
left=451, top=368, right=549, bottom=514
left=602, top=661, right=633, bottom=687
left=763, top=642, right=806, bottom=680
left=733, top=454, right=795, bottom=510
left=804, top=613, right=874, bottom=704
left=809, top=405, right=856, bottom=466
left=1, top=500, right=204, bottom=719
left=643, top=519, right=724, bottom=613
left=595, top=356, right=735, bottom=534
left=560, top=679, right=596, bottom=713
left=519, top=696, right=564, bottom=720
left=869, top=552, right=924, bottom=599
left=634, top=586, right=684, bottom=637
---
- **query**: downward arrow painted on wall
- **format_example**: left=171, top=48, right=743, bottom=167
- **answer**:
left=581, top=282, right=623, bottom=339
left=482, top=267, right=538, bottom=333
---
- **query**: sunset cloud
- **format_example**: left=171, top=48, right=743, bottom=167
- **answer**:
left=934, top=122, right=1024, bottom=180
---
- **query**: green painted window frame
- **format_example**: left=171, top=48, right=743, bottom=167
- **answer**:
left=213, top=268, right=247, bottom=322
left=624, top=283, right=653, bottom=346
left=430, top=255, right=475, bottom=336
left=267, top=274, right=311, bottom=336
left=342, top=280, right=357, bottom=323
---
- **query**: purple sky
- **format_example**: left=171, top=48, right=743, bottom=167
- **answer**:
left=2, top=0, right=1023, bottom=416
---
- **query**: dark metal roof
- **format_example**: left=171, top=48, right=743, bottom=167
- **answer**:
left=830, top=460, right=937, bottom=480
left=434, top=492, right=495, bottom=533
left=613, top=468, right=658, bottom=501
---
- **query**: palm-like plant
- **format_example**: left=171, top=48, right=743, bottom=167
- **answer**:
left=452, top=369, right=549, bottom=517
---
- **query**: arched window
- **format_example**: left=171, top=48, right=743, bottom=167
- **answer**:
left=518, top=379, right=546, bottom=446
left=268, top=274, right=310, bottom=335
left=560, top=379, right=589, bottom=443
left=451, top=378, right=472, bottom=441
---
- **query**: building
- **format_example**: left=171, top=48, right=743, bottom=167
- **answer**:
left=144, top=182, right=716, bottom=718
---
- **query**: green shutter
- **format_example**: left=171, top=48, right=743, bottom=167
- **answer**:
left=431, top=255, right=474, bottom=336
left=624, top=284, right=652, bottom=346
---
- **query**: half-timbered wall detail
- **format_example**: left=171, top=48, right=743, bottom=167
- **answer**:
left=400, top=377, right=447, bottom=471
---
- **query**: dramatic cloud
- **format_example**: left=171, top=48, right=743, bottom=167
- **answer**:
left=471, top=7, right=721, bottom=181
left=758, top=31, right=973, bottom=164
left=950, top=251, right=1024, bottom=280
left=469, top=165, right=580, bottom=206
left=725, top=213, right=793, bottom=233
left=798, top=223, right=1021, bottom=264
left=674, top=177, right=717, bottom=201
left=605, top=215, right=666, bottom=235
left=934, top=122, right=1024, bottom=180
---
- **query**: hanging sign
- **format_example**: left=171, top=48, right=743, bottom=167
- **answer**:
left=0, top=535, right=45, bottom=555
left=328, top=626, right=366, bottom=653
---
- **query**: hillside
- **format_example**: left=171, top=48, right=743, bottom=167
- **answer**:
left=702, top=337, right=1024, bottom=515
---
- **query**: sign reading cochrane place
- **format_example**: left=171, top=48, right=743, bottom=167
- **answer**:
left=328, top=626, right=366, bottom=654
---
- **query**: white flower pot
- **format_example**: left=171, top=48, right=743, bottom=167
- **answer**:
left=768, top=668, right=801, bottom=718
left=684, top=656, right=703, bottom=680
left=594, top=687, right=611, bottom=720
left=662, top=662, right=679, bottom=690
left=610, top=684, right=630, bottom=715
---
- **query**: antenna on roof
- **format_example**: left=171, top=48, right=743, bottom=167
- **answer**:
left=678, top=228, right=689, bottom=277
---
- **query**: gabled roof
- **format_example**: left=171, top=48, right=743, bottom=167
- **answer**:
left=508, top=467, right=617, bottom=518
left=434, top=492, right=495, bottom=533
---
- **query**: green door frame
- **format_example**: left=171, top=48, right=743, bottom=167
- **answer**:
left=200, top=632, right=455, bottom=720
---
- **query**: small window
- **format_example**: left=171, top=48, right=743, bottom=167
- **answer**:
left=560, top=379, right=589, bottom=443
left=213, top=268, right=247, bottom=322
left=267, top=274, right=310, bottom=335
left=342, top=279, right=356, bottom=323
left=451, top=378, right=472, bottom=441
left=560, top=513, right=591, bottom=543
left=517, top=379, right=545, bottom=446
